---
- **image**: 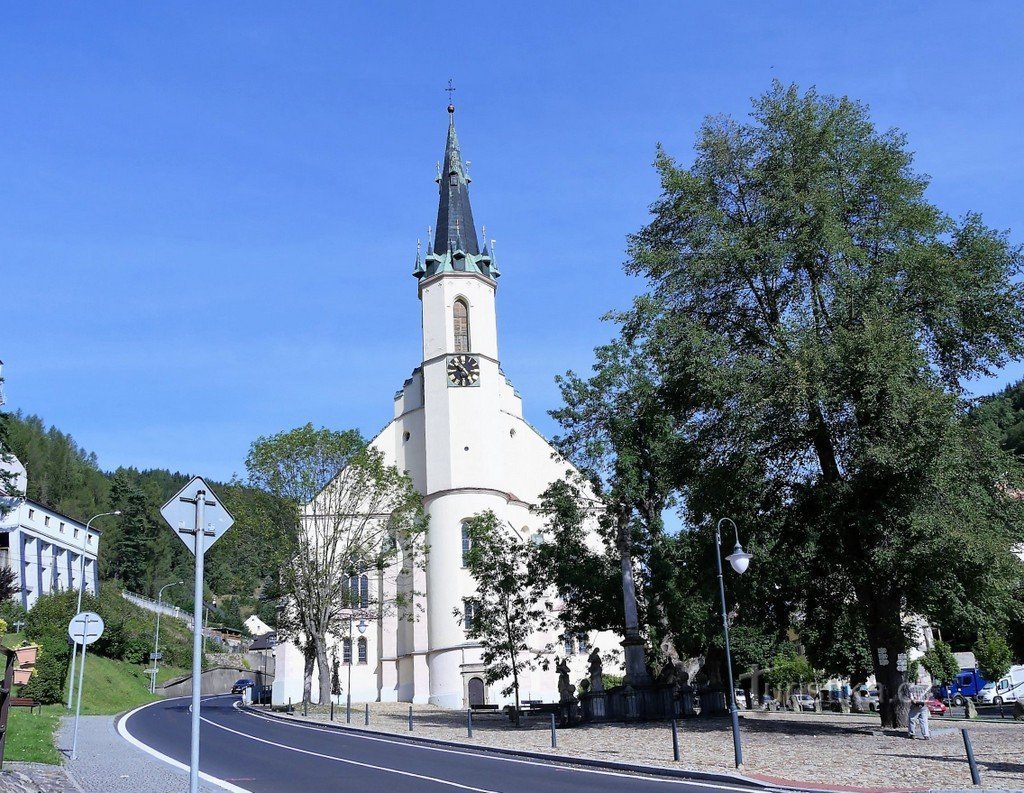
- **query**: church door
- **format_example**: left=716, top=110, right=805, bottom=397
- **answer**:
left=468, top=677, right=485, bottom=707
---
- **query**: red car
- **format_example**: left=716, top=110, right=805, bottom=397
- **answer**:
left=925, top=696, right=948, bottom=716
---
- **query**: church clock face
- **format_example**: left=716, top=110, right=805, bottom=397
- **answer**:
left=447, top=354, right=480, bottom=387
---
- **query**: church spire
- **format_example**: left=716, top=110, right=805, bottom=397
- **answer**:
left=434, top=104, right=480, bottom=257
left=416, top=100, right=497, bottom=282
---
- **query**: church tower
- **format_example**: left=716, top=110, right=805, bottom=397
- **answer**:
left=413, top=103, right=520, bottom=707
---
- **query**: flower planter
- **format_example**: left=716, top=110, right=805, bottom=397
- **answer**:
left=12, top=668, right=32, bottom=686
left=14, top=645, right=39, bottom=667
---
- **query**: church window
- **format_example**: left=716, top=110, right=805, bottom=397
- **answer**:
left=576, top=633, right=589, bottom=654
left=461, top=521, right=472, bottom=567
left=343, top=569, right=370, bottom=608
left=562, top=635, right=574, bottom=656
left=453, top=299, right=470, bottom=352
left=463, top=599, right=477, bottom=631
left=342, top=638, right=352, bottom=665
left=357, top=637, right=368, bottom=664
left=359, top=574, right=369, bottom=608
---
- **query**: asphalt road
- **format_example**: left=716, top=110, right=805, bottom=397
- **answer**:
left=120, top=695, right=766, bottom=793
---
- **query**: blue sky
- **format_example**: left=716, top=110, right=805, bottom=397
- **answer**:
left=3, top=3, right=1023, bottom=482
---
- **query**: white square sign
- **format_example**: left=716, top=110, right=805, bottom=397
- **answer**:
left=159, top=476, right=234, bottom=555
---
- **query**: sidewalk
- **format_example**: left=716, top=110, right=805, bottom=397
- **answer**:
left=253, top=701, right=1024, bottom=792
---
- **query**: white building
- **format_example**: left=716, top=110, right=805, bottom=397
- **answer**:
left=1, top=361, right=101, bottom=610
left=275, top=104, right=621, bottom=709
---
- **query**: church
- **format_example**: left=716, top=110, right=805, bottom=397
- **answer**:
left=274, top=103, right=621, bottom=709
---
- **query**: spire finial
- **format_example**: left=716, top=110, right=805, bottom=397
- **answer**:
left=446, top=78, right=456, bottom=114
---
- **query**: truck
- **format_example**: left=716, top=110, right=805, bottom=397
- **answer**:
left=977, top=665, right=1024, bottom=705
left=935, top=667, right=989, bottom=706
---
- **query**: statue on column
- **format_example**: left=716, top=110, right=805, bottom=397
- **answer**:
left=588, top=648, right=604, bottom=693
left=556, top=657, right=574, bottom=704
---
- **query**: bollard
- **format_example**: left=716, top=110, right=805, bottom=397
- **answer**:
left=365, top=702, right=369, bottom=726
left=671, top=719, right=680, bottom=761
left=303, top=698, right=308, bottom=717
left=467, top=709, right=474, bottom=738
left=961, top=728, right=982, bottom=786
left=409, top=704, right=413, bottom=731
left=550, top=712, right=557, bottom=748
left=288, top=697, right=292, bottom=714
left=330, top=700, right=334, bottom=721
left=347, top=698, right=351, bottom=724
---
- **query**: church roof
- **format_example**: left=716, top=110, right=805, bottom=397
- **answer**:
left=416, top=104, right=498, bottom=282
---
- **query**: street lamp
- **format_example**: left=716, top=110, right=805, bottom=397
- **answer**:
left=716, top=517, right=752, bottom=770
left=66, top=510, right=120, bottom=711
left=346, top=611, right=367, bottom=723
left=151, top=580, right=184, bottom=693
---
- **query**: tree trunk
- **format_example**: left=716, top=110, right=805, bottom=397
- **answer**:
left=302, top=645, right=315, bottom=704
left=315, top=633, right=332, bottom=705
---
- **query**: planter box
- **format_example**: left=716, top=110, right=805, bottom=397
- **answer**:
left=14, top=645, right=39, bottom=668
left=12, top=668, right=32, bottom=686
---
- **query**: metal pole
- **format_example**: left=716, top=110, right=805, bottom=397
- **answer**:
left=408, top=704, right=413, bottom=731
left=188, top=494, right=207, bottom=793
left=961, top=728, right=982, bottom=786
left=330, top=700, right=334, bottom=721
left=68, top=511, right=116, bottom=710
left=672, top=719, right=680, bottom=761
left=467, top=709, right=473, bottom=738
left=550, top=712, right=557, bottom=748
left=70, top=613, right=91, bottom=759
left=716, top=520, right=744, bottom=770
left=346, top=611, right=352, bottom=724
left=152, top=599, right=161, bottom=695
left=365, top=702, right=369, bottom=726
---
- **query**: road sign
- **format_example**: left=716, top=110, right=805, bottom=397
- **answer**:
left=67, top=612, right=104, bottom=646
left=878, top=647, right=889, bottom=666
left=896, top=652, right=908, bottom=672
left=149, top=651, right=163, bottom=661
left=159, top=476, right=235, bottom=555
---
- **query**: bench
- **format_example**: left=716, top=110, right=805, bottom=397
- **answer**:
left=470, top=704, right=499, bottom=711
left=9, top=697, right=39, bottom=714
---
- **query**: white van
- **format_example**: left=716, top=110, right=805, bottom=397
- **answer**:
left=977, top=665, right=1024, bottom=705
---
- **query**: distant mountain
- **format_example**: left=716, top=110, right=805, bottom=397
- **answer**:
left=970, top=379, right=1024, bottom=458
left=4, top=411, right=295, bottom=631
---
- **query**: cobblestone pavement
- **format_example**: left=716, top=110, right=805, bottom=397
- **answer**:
left=0, top=763, right=79, bottom=793
left=263, top=701, right=1024, bottom=791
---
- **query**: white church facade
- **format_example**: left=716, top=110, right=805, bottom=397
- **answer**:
left=274, top=105, right=622, bottom=709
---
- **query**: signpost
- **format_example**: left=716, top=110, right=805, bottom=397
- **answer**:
left=160, top=477, right=234, bottom=793
left=68, top=611, right=104, bottom=759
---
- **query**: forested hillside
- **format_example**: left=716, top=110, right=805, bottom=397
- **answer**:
left=971, top=378, right=1024, bottom=458
left=4, top=411, right=296, bottom=630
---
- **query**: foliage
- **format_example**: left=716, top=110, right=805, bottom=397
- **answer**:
left=460, top=510, right=551, bottom=716
left=974, top=631, right=1014, bottom=683
left=3, top=706, right=62, bottom=764
left=764, top=646, right=814, bottom=692
left=20, top=633, right=70, bottom=704
left=621, top=81, right=1024, bottom=726
left=246, top=423, right=426, bottom=705
left=920, top=640, right=961, bottom=685
left=0, top=567, right=18, bottom=602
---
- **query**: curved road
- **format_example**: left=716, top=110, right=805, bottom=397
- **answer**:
left=120, top=695, right=767, bottom=793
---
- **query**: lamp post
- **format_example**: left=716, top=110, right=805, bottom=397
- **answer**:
left=346, top=612, right=367, bottom=722
left=151, top=580, right=183, bottom=693
left=716, top=517, right=753, bottom=770
left=66, top=510, right=120, bottom=711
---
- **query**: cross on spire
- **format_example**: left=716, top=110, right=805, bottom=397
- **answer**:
left=446, top=78, right=456, bottom=107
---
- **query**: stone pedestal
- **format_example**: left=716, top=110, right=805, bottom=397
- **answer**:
left=621, top=635, right=651, bottom=687
left=582, top=691, right=608, bottom=720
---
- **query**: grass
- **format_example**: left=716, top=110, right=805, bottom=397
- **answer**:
left=1, top=634, right=189, bottom=764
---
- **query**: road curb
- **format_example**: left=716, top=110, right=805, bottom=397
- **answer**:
left=240, top=705, right=787, bottom=790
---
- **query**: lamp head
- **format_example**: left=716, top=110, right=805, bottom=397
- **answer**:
left=726, top=544, right=753, bottom=575
left=357, top=618, right=368, bottom=634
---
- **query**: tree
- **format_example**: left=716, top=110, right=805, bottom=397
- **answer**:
left=246, top=423, right=425, bottom=705
left=764, top=646, right=814, bottom=696
left=460, top=510, right=551, bottom=722
left=624, top=82, right=1024, bottom=727
left=920, top=640, right=961, bottom=689
left=974, top=632, right=1014, bottom=684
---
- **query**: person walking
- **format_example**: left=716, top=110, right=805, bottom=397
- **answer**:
left=908, top=685, right=930, bottom=740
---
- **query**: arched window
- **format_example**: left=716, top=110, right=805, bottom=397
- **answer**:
left=342, top=637, right=352, bottom=665
left=453, top=299, right=470, bottom=352
left=343, top=569, right=370, bottom=608
left=357, top=636, right=368, bottom=664
left=461, top=521, right=472, bottom=567
left=359, top=574, right=369, bottom=608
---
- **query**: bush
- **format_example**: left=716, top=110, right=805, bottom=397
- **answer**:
left=25, top=588, right=94, bottom=641
left=20, top=633, right=70, bottom=704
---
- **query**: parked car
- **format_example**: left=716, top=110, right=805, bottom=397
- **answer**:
left=977, top=665, right=1024, bottom=705
left=856, top=688, right=879, bottom=712
left=793, top=693, right=816, bottom=711
left=231, top=678, right=255, bottom=694
left=925, top=696, right=948, bottom=716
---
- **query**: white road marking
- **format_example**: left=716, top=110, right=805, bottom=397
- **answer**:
left=117, top=697, right=251, bottom=793
left=200, top=710, right=499, bottom=793
left=233, top=704, right=765, bottom=792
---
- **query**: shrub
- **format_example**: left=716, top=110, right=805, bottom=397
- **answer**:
left=20, top=634, right=70, bottom=704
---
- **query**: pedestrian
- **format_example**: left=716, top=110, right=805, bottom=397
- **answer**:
left=908, top=685, right=929, bottom=740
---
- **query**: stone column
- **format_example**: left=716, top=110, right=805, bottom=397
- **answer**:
left=617, top=515, right=651, bottom=687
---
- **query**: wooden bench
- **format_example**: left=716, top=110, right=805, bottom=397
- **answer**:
left=470, top=704, right=499, bottom=711
left=9, top=697, right=39, bottom=714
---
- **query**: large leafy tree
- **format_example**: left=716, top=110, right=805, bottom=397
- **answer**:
left=625, top=82, right=1024, bottom=726
left=246, top=423, right=425, bottom=705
